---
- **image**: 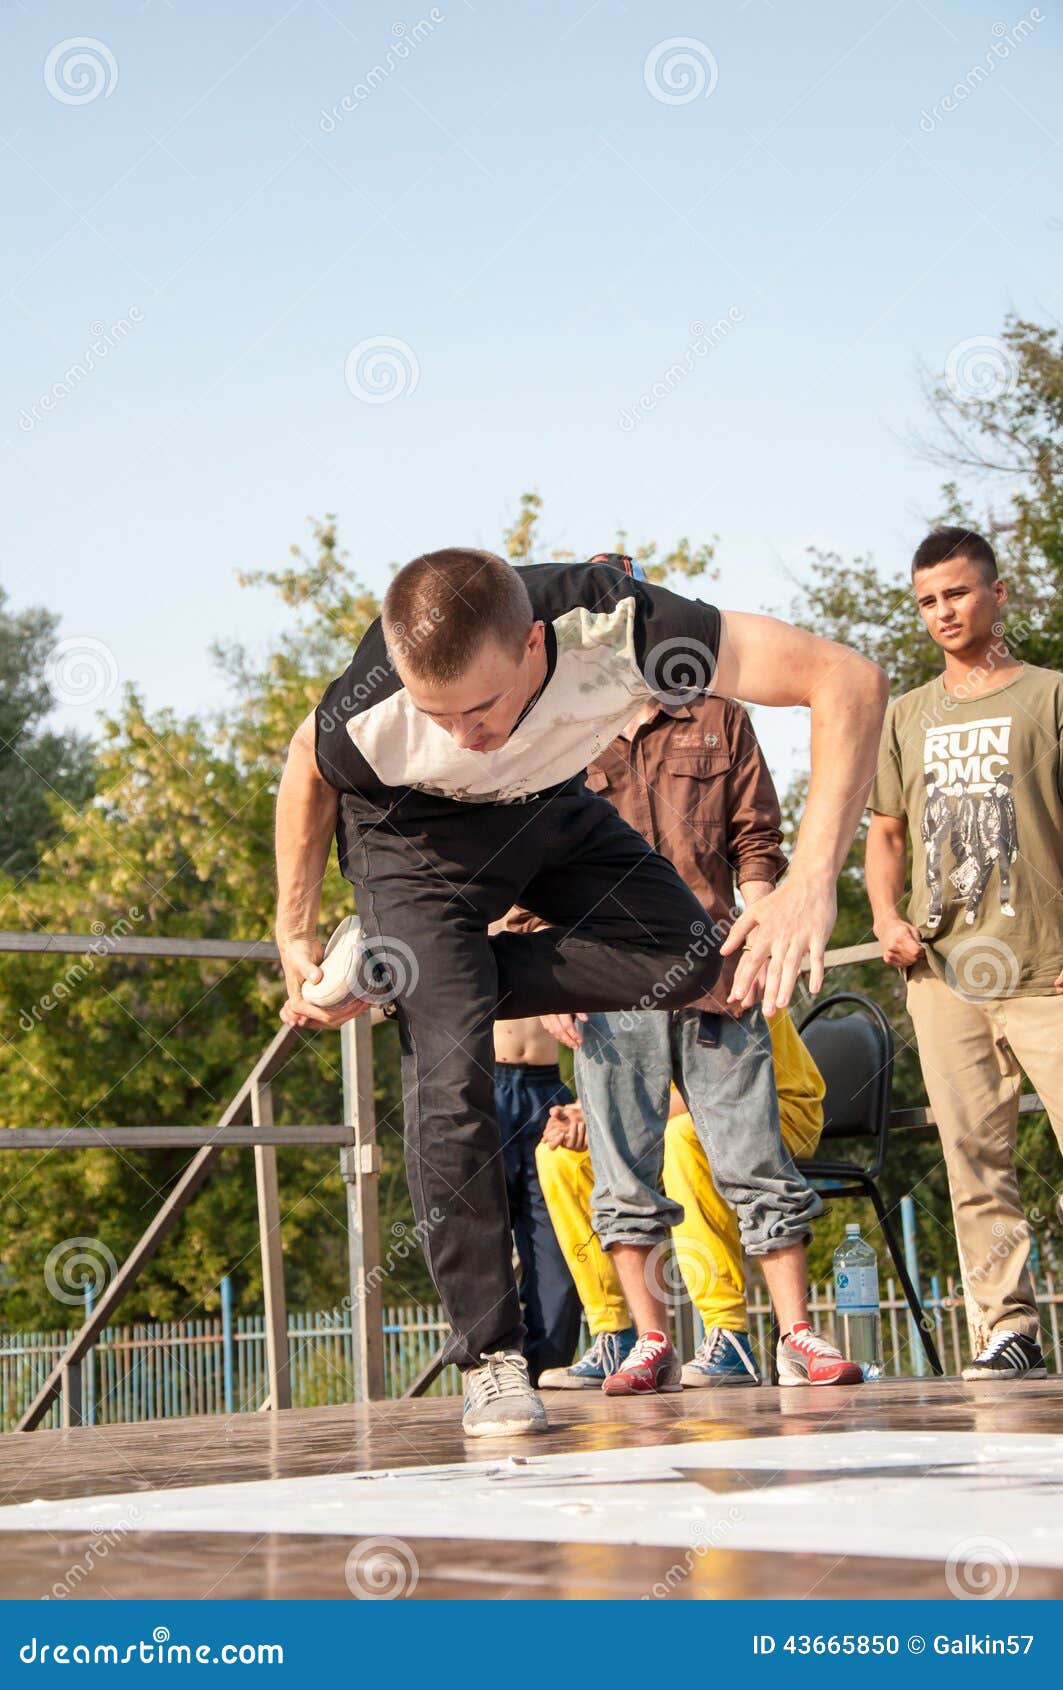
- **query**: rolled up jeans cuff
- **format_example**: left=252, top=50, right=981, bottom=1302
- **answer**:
left=739, top=1189, right=822, bottom=1258
left=594, top=1211, right=683, bottom=1253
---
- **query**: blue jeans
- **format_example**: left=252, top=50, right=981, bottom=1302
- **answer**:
left=574, top=1007, right=821, bottom=1256
left=493, top=1063, right=582, bottom=1383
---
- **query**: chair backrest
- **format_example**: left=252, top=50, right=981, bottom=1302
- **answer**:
left=797, top=993, right=893, bottom=1160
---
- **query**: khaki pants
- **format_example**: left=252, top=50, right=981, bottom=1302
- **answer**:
left=906, top=960, right=1063, bottom=1353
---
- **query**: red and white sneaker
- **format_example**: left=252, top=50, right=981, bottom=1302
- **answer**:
left=777, top=1322, right=864, bottom=1387
left=601, top=1330, right=682, bottom=1395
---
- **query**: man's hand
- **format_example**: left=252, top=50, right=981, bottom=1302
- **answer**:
left=875, top=916, right=925, bottom=970
left=540, top=1101, right=587, bottom=1151
left=278, top=936, right=371, bottom=1030
left=540, top=1011, right=587, bottom=1050
left=721, top=870, right=837, bottom=1016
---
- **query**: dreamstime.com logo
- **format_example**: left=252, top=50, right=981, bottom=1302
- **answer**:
left=19, top=1628, right=284, bottom=1666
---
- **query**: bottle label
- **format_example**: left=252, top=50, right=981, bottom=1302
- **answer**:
left=834, top=1264, right=880, bottom=1311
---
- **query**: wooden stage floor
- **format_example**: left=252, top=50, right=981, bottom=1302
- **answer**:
left=1, top=1377, right=1061, bottom=1600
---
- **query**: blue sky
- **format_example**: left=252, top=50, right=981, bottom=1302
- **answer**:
left=4, top=0, right=1060, bottom=785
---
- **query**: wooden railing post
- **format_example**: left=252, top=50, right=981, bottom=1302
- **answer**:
left=60, top=1359, right=82, bottom=1428
left=252, top=1080, right=291, bottom=1412
left=341, top=1015, right=385, bottom=1401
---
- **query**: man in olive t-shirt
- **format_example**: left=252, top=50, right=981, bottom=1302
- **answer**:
left=867, top=527, right=1063, bottom=1381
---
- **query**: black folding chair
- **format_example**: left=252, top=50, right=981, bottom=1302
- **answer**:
left=767, top=991, right=943, bottom=1381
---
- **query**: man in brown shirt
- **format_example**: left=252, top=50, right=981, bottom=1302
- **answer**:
left=537, top=693, right=863, bottom=1392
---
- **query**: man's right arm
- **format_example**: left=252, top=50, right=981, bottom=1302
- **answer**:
left=866, top=811, right=924, bottom=968
left=275, top=709, right=364, bottom=1028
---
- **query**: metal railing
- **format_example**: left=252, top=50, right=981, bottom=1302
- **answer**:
left=0, top=928, right=1047, bottom=1429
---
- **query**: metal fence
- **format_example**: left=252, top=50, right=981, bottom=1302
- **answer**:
left=4, top=1276, right=1061, bottom=1430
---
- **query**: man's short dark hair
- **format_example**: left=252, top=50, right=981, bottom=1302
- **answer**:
left=383, top=548, right=534, bottom=681
left=911, top=526, right=998, bottom=582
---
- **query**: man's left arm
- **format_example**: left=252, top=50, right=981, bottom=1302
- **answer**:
left=711, top=610, right=889, bottom=1014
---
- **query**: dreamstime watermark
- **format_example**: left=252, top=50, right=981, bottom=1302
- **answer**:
left=945, top=1534, right=1019, bottom=1599
left=344, top=1535, right=419, bottom=1598
left=319, top=1211, right=444, bottom=1321
left=44, top=1237, right=118, bottom=1307
left=45, top=635, right=121, bottom=707
left=964, top=1209, right=1044, bottom=1291
left=615, top=918, right=719, bottom=1029
left=643, top=1508, right=744, bottom=1598
left=644, top=1237, right=719, bottom=1310
left=643, top=37, right=718, bottom=106
left=915, top=612, right=1036, bottom=734
left=344, top=335, right=420, bottom=403
left=944, top=334, right=1019, bottom=403
left=45, top=1508, right=144, bottom=1599
left=618, top=309, right=744, bottom=431
left=918, top=11, right=1043, bottom=132
left=18, top=307, right=144, bottom=433
left=44, top=37, right=118, bottom=105
left=317, top=606, right=445, bottom=732
left=945, top=936, right=1020, bottom=1001
left=18, top=910, right=145, bottom=1033
left=643, top=634, right=718, bottom=706
left=319, top=12, right=445, bottom=131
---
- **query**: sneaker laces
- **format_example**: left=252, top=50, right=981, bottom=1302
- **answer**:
left=975, top=1330, right=1022, bottom=1362
left=465, top=1352, right=530, bottom=1407
left=696, top=1328, right=757, bottom=1375
left=582, top=1331, right=621, bottom=1370
left=788, top=1326, right=842, bottom=1359
left=695, top=1328, right=730, bottom=1364
left=622, top=1331, right=668, bottom=1369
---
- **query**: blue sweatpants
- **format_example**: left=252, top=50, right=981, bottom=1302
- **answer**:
left=493, top=1062, right=582, bottom=1384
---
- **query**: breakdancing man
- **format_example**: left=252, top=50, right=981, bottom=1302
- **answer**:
left=275, top=549, right=887, bottom=1437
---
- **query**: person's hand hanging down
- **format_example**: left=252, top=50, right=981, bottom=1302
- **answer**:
left=540, top=1100, right=588, bottom=1152
left=539, top=1011, right=587, bottom=1051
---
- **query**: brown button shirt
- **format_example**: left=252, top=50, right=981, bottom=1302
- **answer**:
left=584, top=694, right=787, bottom=1015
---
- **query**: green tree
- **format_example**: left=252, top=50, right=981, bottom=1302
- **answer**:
left=0, top=587, right=95, bottom=883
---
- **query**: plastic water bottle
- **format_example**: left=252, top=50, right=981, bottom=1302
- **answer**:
left=833, top=1223, right=883, bottom=1379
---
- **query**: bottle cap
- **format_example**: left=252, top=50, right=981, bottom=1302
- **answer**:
left=845, top=1223, right=860, bottom=1236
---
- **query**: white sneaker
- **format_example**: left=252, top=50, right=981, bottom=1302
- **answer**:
left=461, top=1352, right=549, bottom=1437
left=302, top=916, right=395, bottom=1009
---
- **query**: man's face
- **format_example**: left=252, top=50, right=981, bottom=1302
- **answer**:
left=913, top=555, right=1007, bottom=656
left=397, top=622, right=546, bottom=753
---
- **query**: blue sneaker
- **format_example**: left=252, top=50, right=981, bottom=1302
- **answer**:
left=681, top=1327, right=761, bottom=1388
left=538, top=1328, right=637, bottom=1389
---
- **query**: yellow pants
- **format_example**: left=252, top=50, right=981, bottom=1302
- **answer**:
left=535, top=1010, right=824, bottom=1333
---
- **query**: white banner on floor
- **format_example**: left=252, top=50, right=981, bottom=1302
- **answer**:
left=3, top=1431, right=1061, bottom=1572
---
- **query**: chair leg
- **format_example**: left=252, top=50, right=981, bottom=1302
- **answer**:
left=866, top=1181, right=945, bottom=1377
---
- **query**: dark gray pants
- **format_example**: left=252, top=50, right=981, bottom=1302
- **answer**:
left=339, top=776, right=722, bottom=1369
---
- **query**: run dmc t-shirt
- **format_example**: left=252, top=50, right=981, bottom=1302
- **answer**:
left=314, top=557, right=722, bottom=811
left=869, top=664, right=1063, bottom=998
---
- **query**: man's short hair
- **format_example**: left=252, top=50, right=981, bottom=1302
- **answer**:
left=382, top=548, right=534, bottom=681
left=911, top=526, right=998, bottom=582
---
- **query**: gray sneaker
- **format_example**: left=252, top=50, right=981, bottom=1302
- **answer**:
left=461, top=1352, right=549, bottom=1438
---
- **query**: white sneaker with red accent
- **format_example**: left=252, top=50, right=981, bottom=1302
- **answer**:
left=777, top=1322, right=864, bottom=1387
left=601, top=1329, right=682, bottom=1395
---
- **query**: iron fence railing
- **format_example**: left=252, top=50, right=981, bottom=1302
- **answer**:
left=4, top=1276, right=1061, bottom=1430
